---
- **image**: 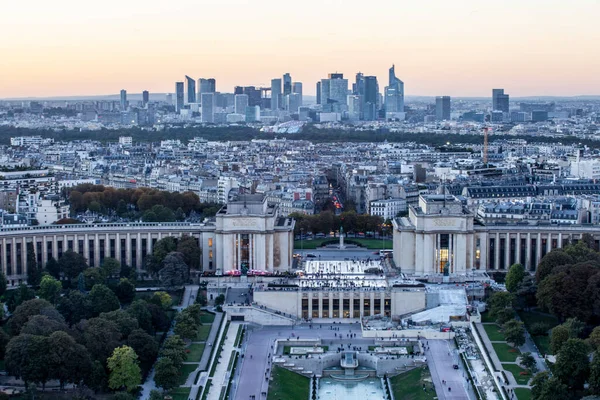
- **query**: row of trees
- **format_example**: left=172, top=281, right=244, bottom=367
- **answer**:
left=67, top=184, right=220, bottom=221
left=291, top=210, right=386, bottom=236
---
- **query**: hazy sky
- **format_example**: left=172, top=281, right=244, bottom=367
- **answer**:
left=1, top=0, right=599, bottom=98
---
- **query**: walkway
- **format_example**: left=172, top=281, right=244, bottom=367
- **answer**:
left=205, top=322, right=240, bottom=400
left=426, top=340, right=472, bottom=400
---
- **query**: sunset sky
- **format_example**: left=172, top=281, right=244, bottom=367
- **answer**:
left=1, top=0, right=599, bottom=98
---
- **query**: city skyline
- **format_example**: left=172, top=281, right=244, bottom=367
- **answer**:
left=2, top=0, right=600, bottom=98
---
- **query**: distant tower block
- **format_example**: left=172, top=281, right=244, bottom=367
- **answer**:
left=339, top=226, right=345, bottom=249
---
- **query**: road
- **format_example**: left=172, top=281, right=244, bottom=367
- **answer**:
left=426, top=340, right=473, bottom=400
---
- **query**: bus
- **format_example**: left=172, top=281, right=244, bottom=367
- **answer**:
left=379, top=249, right=393, bottom=257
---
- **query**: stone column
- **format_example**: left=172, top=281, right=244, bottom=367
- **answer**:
left=308, top=292, right=313, bottom=318
left=494, top=233, right=500, bottom=270
left=318, top=292, right=323, bottom=318
left=339, top=292, right=344, bottom=319
left=1, top=238, right=6, bottom=276
left=380, top=292, right=385, bottom=316
left=558, top=233, right=563, bottom=248
left=349, top=292, right=354, bottom=318
left=504, top=234, right=510, bottom=269
left=125, top=233, right=132, bottom=267
left=359, top=292, right=364, bottom=317
left=536, top=233, right=542, bottom=268
left=370, top=292, right=375, bottom=316
left=328, top=292, right=334, bottom=318
left=516, top=233, right=521, bottom=265
left=526, top=233, right=532, bottom=270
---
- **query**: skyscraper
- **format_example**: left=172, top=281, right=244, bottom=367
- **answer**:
left=199, top=78, right=216, bottom=96
left=120, top=89, right=127, bottom=111
left=385, top=65, right=404, bottom=113
left=316, top=81, right=322, bottom=105
left=201, top=93, right=214, bottom=123
left=353, top=73, right=365, bottom=96
left=363, top=76, right=379, bottom=121
left=175, top=82, right=184, bottom=112
left=286, top=93, right=301, bottom=113
left=235, top=94, right=249, bottom=115
left=492, top=89, right=509, bottom=112
left=185, top=76, right=196, bottom=104
left=327, top=73, right=348, bottom=109
left=435, top=96, right=451, bottom=121
left=292, top=82, right=303, bottom=106
left=142, top=90, right=149, bottom=107
left=283, top=73, right=292, bottom=96
left=271, top=78, right=282, bottom=110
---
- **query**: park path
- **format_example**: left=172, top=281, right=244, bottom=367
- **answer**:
left=186, top=311, right=224, bottom=390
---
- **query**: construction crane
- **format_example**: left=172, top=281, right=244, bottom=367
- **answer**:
left=482, top=127, right=490, bottom=166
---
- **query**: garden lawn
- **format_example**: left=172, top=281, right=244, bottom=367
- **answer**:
left=168, top=387, right=191, bottom=400
left=267, top=366, right=309, bottom=400
left=185, top=343, right=205, bottom=362
left=483, top=324, right=506, bottom=342
left=178, top=363, right=199, bottom=385
left=200, top=312, right=215, bottom=324
left=480, top=312, right=495, bottom=323
left=197, top=325, right=212, bottom=341
left=514, top=388, right=532, bottom=400
left=390, top=366, right=436, bottom=400
left=492, top=343, right=521, bottom=363
left=502, top=363, right=531, bottom=385
left=294, top=238, right=393, bottom=250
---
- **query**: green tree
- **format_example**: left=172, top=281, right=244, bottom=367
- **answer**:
left=505, top=263, right=526, bottom=292
left=158, top=252, right=189, bottom=288
left=174, top=312, right=198, bottom=340
left=149, top=390, right=164, bottom=400
left=9, top=298, right=55, bottom=335
left=38, top=275, right=62, bottom=304
left=550, top=324, right=570, bottom=355
left=107, top=346, right=141, bottom=392
left=503, top=319, right=526, bottom=347
left=26, top=242, right=41, bottom=286
left=87, top=360, right=108, bottom=393
left=115, top=278, right=136, bottom=304
left=147, top=303, right=170, bottom=333
left=149, top=291, right=172, bottom=310
left=147, top=237, right=178, bottom=276
left=126, top=300, right=153, bottom=332
left=84, top=267, right=105, bottom=290
left=5, top=283, right=35, bottom=313
left=5, top=334, right=50, bottom=389
left=531, top=372, right=570, bottom=400
left=0, top=329, right=10, bottom=359
left=520, top=352, right=538, bottom=373
left=590, top=350, right=600, bottom=395
left=159, top=335, right=186, bottom=368
left=488, top=291, right=515, bottom=319
left=177, top=235, right=201, bottom=270
left=78, top=317, right=122, bottom=364
left=21, top=315, right=68, bottom=336
left=588, top=326, right=600, bottom=351
left=126, top=329, right=158, bottom=373
left=554, top=338, right=590, bottom=390
left=45, top=257, right=61, bottom=280
left=58, top=250, right=89, bottom=280
left=99, top=310, right=139, bottom=338
left=89, top=284, right=120, bottom=316
left=101, top=258, right=121, bottom=280
left=215, top=294, right=225, bottom=306
left=57, top=290, right=92, bottom=325
left=47, top=331, right=93, bottom=389
left=536, top=250, right=574, bottom=284
left=154, top=357, right=179, bottom=390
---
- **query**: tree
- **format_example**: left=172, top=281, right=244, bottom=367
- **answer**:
left=147, top=237, right=178, bottom=276
left=115, top=278, right=136, bottom=304
left=78, top=317, right=122, bottom=364
left=89, top=284, right=120, bottom=316
left=158, top=252, right=189, bottom=288
left=9, top=298, right=55, bottom=335
left=154, top=357, right=179, bottom=390
left=101, top=258, right=121, bottom=280
left=215, top=294, right=225, bottom=306
left=26, top=242, right=41, bottom=286
left=99, top=310, right=139, bottom=338
left=589, top=326, right=600, bottom=350
left=149, top=390, right=164, bottom=400
left=126, top=329, right=158, bottom=372
left=107, top=346, right=141, bottom=392
left=45, top=257, right=60, bottom=280
left=488, top=291, right=515, bottom=319
left=21, top=315, right=68, bottom=336
left=57, top=290, right=92, bottom=325
left=58, top=250, right=89, bottom=280
left=177, top=235, right=201, bottom=270
left=5, top=334, right=50, bottom=389
left=505, top=263, right=526, bottom=292
left=536, top=250, right=574, bottom=284
left=0, top=329, right=10, bottom=359
left=87, top=360, right=107, bottom=393
left=84, top=267, right=105, bottom=290
left=174, top=312, right=198, bottom=340
left=520, top=352, right=537, bottom=373
left=147, top=303, right=170, bottom=333
left=126, top=300, right=153, bottom=332
left=531, top=371, right=570, bottom=400
left=590, top=351, right=600, bottom=395
left=551, top=324, right=571, bottom=354
left=503, top=319, right=526, bottom=347
left=5, top=283, right=35, bottom=312
left=47, top=331, right=92, bottom=389
left=554, top=338, right=590, bottom=390
left=159, top=335, right=186, bottom=368
left=150, top=291, right=172, bottom=310
left=38, top=275, right=62, bottom=304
